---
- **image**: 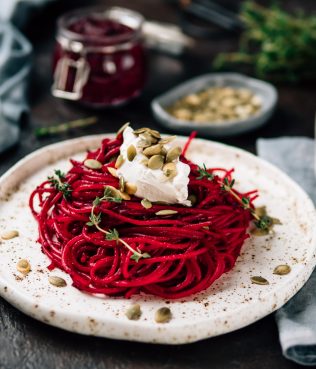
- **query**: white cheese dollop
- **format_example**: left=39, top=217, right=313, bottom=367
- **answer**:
left=117, top=127, right=191, bottom=206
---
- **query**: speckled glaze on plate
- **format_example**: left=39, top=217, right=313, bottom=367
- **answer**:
left=0, top=134, right=315, bottom=344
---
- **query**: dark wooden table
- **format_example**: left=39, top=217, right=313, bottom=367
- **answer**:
left=1, top=1, right=315, bottom=368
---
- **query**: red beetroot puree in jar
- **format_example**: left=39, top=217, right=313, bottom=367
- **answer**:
left=52, top=7, right=146, bottom=107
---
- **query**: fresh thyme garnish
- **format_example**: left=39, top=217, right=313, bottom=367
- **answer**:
left=87, top=190, right=150, bottom=262
left=48, top=170, right=72, bottom=199
left=197, top=163, right=278, bottom=232
left=197, top=164, right=214, bottom=181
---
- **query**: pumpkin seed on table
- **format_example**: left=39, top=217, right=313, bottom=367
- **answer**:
left=166, top=146, right=182, bottom=163
left=1, top=230, right=19, bottom=240
left=127, top=145, right=137, bottom=161
left=17, top=259, right=31, bottom=275
left=251, top=276, right=269, bottom=285
left=107, top=167, right=118, bottom=177
left=84, top=159, right=102, bottom=170
left=126, top=304, right=142, bottom=320
left=155, top=307, right=172, bottom=323
left=273, top=265, right=291, bottom=275
left=155, top=209, right=178, bottom=216
left=49, top=275, right=67, bottom=287
left=143, top=144, right=163, bottom=157
left=115, top=155, right=124, bottom=169
left=141, top=199, right=152, bottom=209
left=148, top=155, right=164, bottom=170
left=125, top=182, right=137, bottom=195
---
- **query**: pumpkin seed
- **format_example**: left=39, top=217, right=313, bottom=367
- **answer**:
left=188, top=194, right=197, bottom=205
left=159, top=135, right=177, bottom=145
left=137, top=139, right=151, bottom=149
left=126, top=304, right=142, bottom=320
left=148, top=129, right=161, bottom=139
left=125, top=182, right=137, bottom=195
left=155, top=307, right=172, bottom=323
left=141, top=199, right=152, bottom=209
left=140, top=158, right=149, bottom=166
left=49, top=275, right=67, bottom=287
left=251, top=276, right=269, bottom=285
left=273, top=265, right=291, bottom=275
left=133, top=127, right=149, bottom=135
left=84, top=159, right=102, bottom=170
left=166, top=146, right=182, bottom=163
left=127, top=145, right=137, bottom=161
left=143, top=144, right=163, bottom=157
left=17, top=259, right=31, bottom=275
left=115, top=155, right=124, bottom=169
left=1, top=230, right=19, bottom=240
left=116, top=122, right=130, bottom=137
left=107, top=167, right=118, bottom=178
left=163, top=162, right=177, bottom=179
left=119, top=191, right=131, bottom=201
left=119, top=176, right=125, bottom=192
left=148, top=155, right=164, bottom=170
left=104, top=185, right=122, bottom=199
left=155, top=209, right=178, bottom=216
left=140, top=132, right=157, bottom=144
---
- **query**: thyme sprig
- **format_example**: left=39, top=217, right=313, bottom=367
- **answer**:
left=48, top=170, right=72, bottom=199
left=197, top=164, right=214, bottom=181
left=197, top=163, right=275, bottom=232
left=87, top=188, right=150, bottom=262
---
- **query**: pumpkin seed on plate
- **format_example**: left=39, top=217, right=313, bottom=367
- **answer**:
left=273, top=265, right=291, bottom=275
left=84, top=159, right=102, bottom=170
left=148, top=155, right=164, bottom=170
left=115, top=155, right=124, bottom=169
left=137, top=139, right=151, bottom=149
left=118, top=191, right=131, bottom=201
left=251, top=276, right=269, bottom=285
left=166, top=146, right=182, bottom=163
left=116, top=122, right=130, bottom=137
left=155, top=209, right=178, bottom=216
left=107, top=167, right=118, bottom=178
left=133, top=127, right=149, bottom=135
left=141, top=199, right=152, bottom=209
left=1, top=230, right=19, bottom=240
left=143, top=144, right=163, bottom=157
left=127, top=145, right=137, bottom=161
left=49, top=275, right=67, bottom=287
left=155, top=307, right=172, bottom=323
left=148, top=129, right=161, bottom=139
left=126, top=304, right=142, bottom=320
left=163, top=162, right=177, bottom=179
left=119, top=176, right=125, bottom=192
left=17, top=259, right=31, bottom=275
left=159, top=135, right=177, bottom=145
left=125, top=182, right=137, bottom=195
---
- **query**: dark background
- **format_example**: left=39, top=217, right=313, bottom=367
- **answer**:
left=1, top=1, right=315, bottom=368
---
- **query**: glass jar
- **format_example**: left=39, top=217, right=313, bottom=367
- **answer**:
left=52, top=7, right=146, bottom=107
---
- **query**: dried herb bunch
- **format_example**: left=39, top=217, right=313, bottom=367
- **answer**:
left=214, top=1, right=316, bottom=82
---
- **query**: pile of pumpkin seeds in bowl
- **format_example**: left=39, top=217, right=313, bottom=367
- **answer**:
left=166, top=86, right=262, bottom=124
left=127, top=127, right=181, bottom=180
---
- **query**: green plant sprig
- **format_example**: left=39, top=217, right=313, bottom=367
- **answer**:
left=213, top=1, right=316, bottom=82
left=197, top=163, right=274, bottom=232
left=87, top=188, right=150, bottom=262
left=48, top=170, right=72, bottom=199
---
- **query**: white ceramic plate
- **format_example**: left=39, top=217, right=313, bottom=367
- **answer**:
left=0, top=135, right=315, bottom=344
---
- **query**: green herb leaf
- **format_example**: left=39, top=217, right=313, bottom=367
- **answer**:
left=86, top=221, right=94, bottom=227
left=106, top=228, right=120, bottom=242
left=93, top=197, right=101, bottom=206
left=48, top=170, right=72, bottom=199
left=197, top=164, right=214, bottom=181
left=130, top=252, right=151, bottom=262
left=103, top=187, right=122, bottom=203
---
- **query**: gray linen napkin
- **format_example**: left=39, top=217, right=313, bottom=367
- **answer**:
left=257, top=137, right=316, bottom=366
left=0, top=0, right=54, bottom=154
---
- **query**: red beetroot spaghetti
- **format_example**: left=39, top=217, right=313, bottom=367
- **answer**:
left=29, top=128, right=260, bottom=299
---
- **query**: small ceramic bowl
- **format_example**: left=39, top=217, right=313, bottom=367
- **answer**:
left=151, top=73, right=278, bottom=137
